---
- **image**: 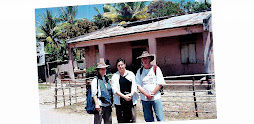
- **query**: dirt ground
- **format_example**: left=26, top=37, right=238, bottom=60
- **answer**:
left=38, top=83, right=216, bottom=124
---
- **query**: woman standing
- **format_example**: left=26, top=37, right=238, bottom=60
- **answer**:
left=111, top=58, right=138, bottom=123
left=91, top=61, right=113, bottom=124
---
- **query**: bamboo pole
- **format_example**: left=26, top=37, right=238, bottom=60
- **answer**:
left=75, top=80, right=77, bottom=103
left=192, top=77, right=199, bottom=117
left=69, top=80, right=72, bottom=105
left=54, top=68, right=58, bottom=109
left=61, top=81, right=65, bottom=106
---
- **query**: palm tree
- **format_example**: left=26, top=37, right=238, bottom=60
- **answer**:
left=58, top=6, right=78, bottom=24
left=93, top=6, right=113, bottom=29
left=36, top=9, right=62, bottom=47
left=102, top=2, right=150, bottom=24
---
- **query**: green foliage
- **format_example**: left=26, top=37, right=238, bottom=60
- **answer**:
left=86, top=66, right=96, bottom=74
left=37, top=6, right=98, bottom=62
left=148, top=0, right=211, bottom=18
left=93, top=13, right=113, bottom=29
left=148, top=1, right=184, bottom=18
left=106, top=73, right=113, bottom=80
left=38, top=84, right=50, bottom=90
left=58, top=6, right=78, bottom=24
left=72, top=48, right=85, bottom=61
left=58, top=19, right=98, bottom=40
left=181, top=0, right=211, bottom=13
left=44, top=42, right=68, bottom=62
left=36, top=9, right=61, bottom=47
left=85, top=66, right=97, bottom=77
left=102, top=1, right=150, bottom=23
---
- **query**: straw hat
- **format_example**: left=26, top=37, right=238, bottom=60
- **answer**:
left=96, top=61, right=109, bottom=69
left=136, top=51, right=154, bottom=61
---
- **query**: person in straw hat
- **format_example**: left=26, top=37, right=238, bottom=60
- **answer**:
left=135, top=51, right=165, bottom=122
left=91, top=61, right=113, bottom=124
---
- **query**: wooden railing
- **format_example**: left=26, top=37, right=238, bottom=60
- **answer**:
left=161, top=73, right=216, bottom=117
left=54, top=73, right=216, bottom=118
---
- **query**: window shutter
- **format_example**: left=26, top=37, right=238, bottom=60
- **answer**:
left=188, top=44, right=197, bottom=63
left=181, top=44, right=188, bottom=63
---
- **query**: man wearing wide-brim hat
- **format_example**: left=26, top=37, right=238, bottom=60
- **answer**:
left=135, top=51, right=165, bottom=122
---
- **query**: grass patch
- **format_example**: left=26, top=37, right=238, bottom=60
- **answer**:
left=38, top=84, right=50, bottom=90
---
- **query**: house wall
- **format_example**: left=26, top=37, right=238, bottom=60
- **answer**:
left=156, top=33, right=205, bottom=76
left=84, top=45, right=98, bottom=68
left=83, top=33, right=206, bottom=76
left=105, top=42, right=132, bottom=69
left=104, top=41, right=149, bottom=73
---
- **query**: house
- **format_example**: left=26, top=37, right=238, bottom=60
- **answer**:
left=37, top=42, right=47, bottom=82
left=66, top=10, right=214, bottom=77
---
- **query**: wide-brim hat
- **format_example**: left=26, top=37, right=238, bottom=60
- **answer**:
left=96, top=62, right=109, bottom=69
left=136, top=51, right=154, bottom=62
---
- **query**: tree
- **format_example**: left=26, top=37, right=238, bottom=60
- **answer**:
left=58, top=6, right=78, bottom=24
left=57, top=19, right=98, bottom=61
left=102, top=2, right=150, bottom=23
left=92, top=6, right=113, bottom=29
left=181, top=0, right=211, bottom=13
left=148, top=0, right=185, bottom=18
left=36, top=9, right=62, bottom=48
left=58, top=19, right=98, bottom=40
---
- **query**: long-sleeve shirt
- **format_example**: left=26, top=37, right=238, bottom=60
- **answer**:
left=111, top=70, right=139, bottom=105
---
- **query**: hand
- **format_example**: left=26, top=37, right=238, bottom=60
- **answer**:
left=95, top=104, right=100, bottom=111
left=146, top=93, right=154, bottom=100
left=126, top=93, right=133, bottom=98
left=123, top=94, right=132, bottom=101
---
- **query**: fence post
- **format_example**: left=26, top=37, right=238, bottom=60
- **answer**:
left=192, top=77, right=199, bottom=117
left=54, top=69, right=58, bottom=108
left=61, top=80, right=65, bottom=107
left=75, top=80, right=77, bottom=103
left=69, top=80, right=72, bottom=105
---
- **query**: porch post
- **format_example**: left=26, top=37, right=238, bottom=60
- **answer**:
left=203, top=31, right=210, bottom=73
left=68, top=44, right=74, bottom=62
left=98, top=43, right=106, bottom=62
left=148, top=37, right=157, bottom=65
left=68, top=44, right=75, bottom=79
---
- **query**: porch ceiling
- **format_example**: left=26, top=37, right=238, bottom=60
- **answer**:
left=67, top=11, right=211, bottom=44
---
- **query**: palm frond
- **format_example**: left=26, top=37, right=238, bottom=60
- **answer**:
left=103, top=4, right=118, bottom=13
left=103, top=12, right=119, bottom=21
left=94, top=7, right=102, bottom=15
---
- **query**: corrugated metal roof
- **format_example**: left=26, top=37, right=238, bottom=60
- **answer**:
left=67, top=11, right=211, bottom=44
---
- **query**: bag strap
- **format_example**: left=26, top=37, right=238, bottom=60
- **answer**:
left=153, top=65, right=157, bottom=75
left=140, top=67, right=143, bottom=75
left=96, top=77, right=99, bottom=96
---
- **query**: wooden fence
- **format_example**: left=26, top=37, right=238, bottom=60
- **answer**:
left=162, top=74, right=216, bottom=118
left=53, top=73, right=216, bottom=118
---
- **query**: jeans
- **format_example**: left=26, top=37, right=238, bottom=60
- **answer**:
left=141, top=99, right=165, bottom=122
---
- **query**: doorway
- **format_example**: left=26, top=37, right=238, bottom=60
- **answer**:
left=131, top=47, right=147, bottom=74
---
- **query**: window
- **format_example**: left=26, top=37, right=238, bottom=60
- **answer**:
left=180, top=43, right=197, bottom=64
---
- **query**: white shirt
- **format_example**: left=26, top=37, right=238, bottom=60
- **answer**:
left=136, top=66, right=165, bottom=101
left=91, top=77, right=111, bottom=107
left=111, top=70, right=139, bottom=105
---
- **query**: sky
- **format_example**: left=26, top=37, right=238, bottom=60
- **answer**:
left=35, top=0, right=197, bottom=29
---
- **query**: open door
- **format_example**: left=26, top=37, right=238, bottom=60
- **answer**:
left=131, top=48, right=147, bottom=74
